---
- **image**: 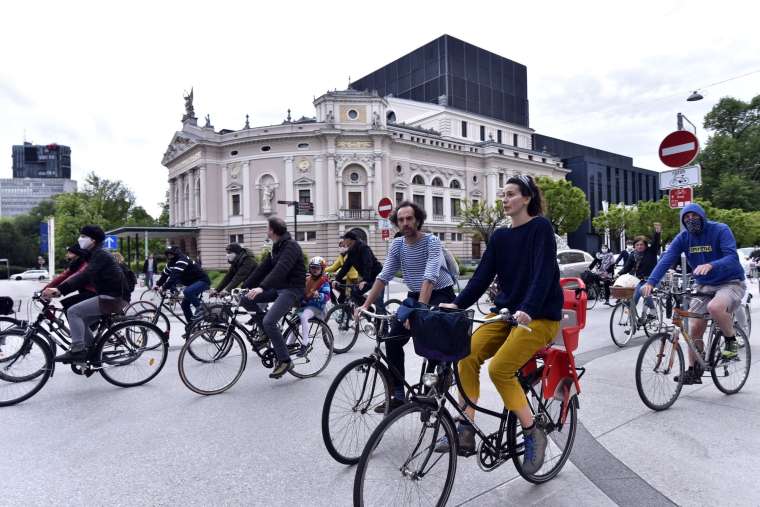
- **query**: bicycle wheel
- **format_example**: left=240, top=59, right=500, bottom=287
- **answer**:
left=384, top=299, right=402, bottom=314
left=325, top=304, right=360, bottom=354
left=0, top=317, right=20, bottom=333
left=0, top=330, right=53, bottom=407
left=322, top=357, right=391, bottom=465
left=635, top=333, right=684, bottom=410
left=97, top=321, right=168, bottom=387
left=709, top=327, right=751, bottom=394
left=509, top=390, right=578, bottom=483
left=178, top=326, right=247, bottom=395
left=125, top=301, right=158, bottom=315
left=586, top=285, right=598, bottom=310
left=131, top=309, right=171, bottom=337
left=476, top=297, right=493, bottom=315
left=609, top=301, right=634, bottom=347
left=642, top=299, right=663, bottom=337
left=354, top=403, right=457, bottom=507
left=287, top=318, right=334, bottom=379
left=139, top=289, right=162, bottom=306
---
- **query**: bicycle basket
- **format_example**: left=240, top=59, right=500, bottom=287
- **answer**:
left=409, top=307, right=474, bottom=362
left=610, top=287, right=635, bottom=300
left=0, top=296, right=14, bottom=315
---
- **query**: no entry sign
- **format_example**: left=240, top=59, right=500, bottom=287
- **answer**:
left=377, top=197, right=393, bottom=219
left=659, top=130, right=699, bottom=168
left=669, top=187, right=693, bottom=209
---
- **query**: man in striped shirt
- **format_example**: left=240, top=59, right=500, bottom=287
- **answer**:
left=358, top=201, right=456, bottom=412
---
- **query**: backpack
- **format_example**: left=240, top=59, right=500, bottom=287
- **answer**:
left=120, top=264, right=137, bottom=295
left=441, top=246, right=459, bottom=282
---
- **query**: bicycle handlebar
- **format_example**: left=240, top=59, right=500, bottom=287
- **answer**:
left=359, top=307, right=532, bottom=332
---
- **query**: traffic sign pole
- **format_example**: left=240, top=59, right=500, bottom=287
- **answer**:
left=47, top=217, right=55, bottom=280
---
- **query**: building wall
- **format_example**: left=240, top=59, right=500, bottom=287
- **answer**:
left=12, top=143, right=71, bottom=179
left=0, top=178, right=77, bottom=217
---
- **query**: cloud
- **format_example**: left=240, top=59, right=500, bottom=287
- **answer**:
left=0, top=78, right=34, bottom=108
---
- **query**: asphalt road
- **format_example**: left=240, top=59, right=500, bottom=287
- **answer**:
left=1, top=279, right=758, bottom=506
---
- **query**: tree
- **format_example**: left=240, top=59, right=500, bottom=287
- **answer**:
left=157, top=191, right=170, bottom=226
left=629, top=198, right=680, bottom=243
left=457, top=199, right=510, bottom=244
left=82, top=172, right=136, bottom=228
left=591, top=203, right=636, bottom=245
left=535, top=176, right=590, bottom=235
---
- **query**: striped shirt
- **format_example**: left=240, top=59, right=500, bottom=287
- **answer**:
left=378, top=234, right=454, bottom=292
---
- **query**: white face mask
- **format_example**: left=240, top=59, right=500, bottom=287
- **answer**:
left=226, top=253, right=237, bottom=263
left=78, top=236, right=94, bottom=250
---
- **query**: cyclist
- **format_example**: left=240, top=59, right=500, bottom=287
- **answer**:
left=616, top=240, right=634, bottom=267
left=240, top=217, right=306, bottom=379
left=213, top=243, right=258, bottom=294
left=44, top=245, right=96, bottom=312
left=437, top=175, right=563, bottom=474
left=618, top=223, right=661, bottom=322
left=325, top=240, right=360, bottom=303
left=289, top=257, right=331, bottom=356
left=333, top=231, right=382, bottom=297
left=155, top=246, right=211, bottom=334
left=588, top=245, right=615, bottom=305
left=41, top=225, right=129, bottom=363
left=641, top=204, right=746, bottom=383
left=357, top=200, right=456, bottom=412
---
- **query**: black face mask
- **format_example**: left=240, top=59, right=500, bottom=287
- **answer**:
left=684, top=216, right=703, bottom=234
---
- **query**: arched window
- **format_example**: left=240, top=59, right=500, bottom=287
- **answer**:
left=387, top=111, right=397, bottom=123
left=450, top=179, right=461, bottom=189
left=431, top=177, right=444, bottom=187
left=412, top=175, right=425, bottom=185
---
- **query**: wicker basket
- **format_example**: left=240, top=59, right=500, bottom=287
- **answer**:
left=610, top=287, right=636, bottom=300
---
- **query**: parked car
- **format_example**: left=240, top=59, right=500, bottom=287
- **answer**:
left=557, top=249, right=594, bottom=278
left=14, top=269, right=50, bottom=281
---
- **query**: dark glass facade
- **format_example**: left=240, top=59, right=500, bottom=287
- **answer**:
left=351, top=35, right=529, bottom=127
left=534, top=134, right=663, bottom=253
left=12, top=142, right=71, bottom=179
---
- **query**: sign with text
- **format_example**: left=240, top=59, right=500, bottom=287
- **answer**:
left=669, top=187, right=693, bottom=209
left=377, top=197, right=393, bottom=219
left=659, top=164, right=701, bottom=190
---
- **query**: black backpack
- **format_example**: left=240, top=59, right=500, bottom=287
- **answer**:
left=120, top=264, right=137, bottom=295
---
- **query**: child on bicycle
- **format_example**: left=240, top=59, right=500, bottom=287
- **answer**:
left=289, top=257, right=331, bottom=356
left=437, top=175, right=563, bottom=475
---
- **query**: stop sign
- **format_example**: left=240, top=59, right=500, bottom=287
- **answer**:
left=659, top=130, right=699, bottom=168
left=377, top=197, right=393, bottom=219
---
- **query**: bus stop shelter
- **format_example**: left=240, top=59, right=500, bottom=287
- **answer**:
left=105, top=226, right=199, bottom=266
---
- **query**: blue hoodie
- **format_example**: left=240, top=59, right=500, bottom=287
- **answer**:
left=647, top=203, right=745, bottom=287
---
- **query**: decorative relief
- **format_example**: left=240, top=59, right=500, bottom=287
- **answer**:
left=337, top=140, right=372, bottom=149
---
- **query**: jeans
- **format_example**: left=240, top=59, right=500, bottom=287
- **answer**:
left=145, top=271, right=154, bottom=289
left=384, top=286, right=456, bottom=398
left=181, top=280, right=210, bottom=323
left=634, top=280, right=655, bottom=311
left=67, top=296, right=116, bottom=351
left=240, top=288, right=302, bottom=362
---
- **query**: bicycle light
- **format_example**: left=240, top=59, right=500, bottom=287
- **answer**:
left=422, top=373, right=438, bottom=387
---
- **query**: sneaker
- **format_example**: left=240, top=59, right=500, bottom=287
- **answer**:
left=55, top=349, right=88, bottom=363
left=722, top=339, right=738, bottom=360
left=269, top=360, right=293, bottom=379
left=674, top=367, right=702, bottom=385
left=521, top=425, right=548, bottom=475
left=373, top=397, right=405, bottom=414
left=434, top=423, right=476, bottom=455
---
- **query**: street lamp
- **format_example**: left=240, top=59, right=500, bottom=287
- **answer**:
left=686, top=90, right=704, bottom=102
left=277, top=200, right=300, bottom=238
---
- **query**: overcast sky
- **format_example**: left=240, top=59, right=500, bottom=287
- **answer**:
left=2, top=0, right=759, bottom=216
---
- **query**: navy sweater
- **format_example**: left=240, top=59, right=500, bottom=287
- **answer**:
left=455, top=216, right=563, bottom=321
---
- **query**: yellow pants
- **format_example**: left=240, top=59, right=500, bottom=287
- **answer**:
left=459, top=317, right=560, bottom=411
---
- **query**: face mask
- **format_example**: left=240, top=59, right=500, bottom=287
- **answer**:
left=684, top=217, right=703, bottom=234
left=626, top=246, right=633, bottom=252
left=78, top=236, right=94, bottom=249
left=601, top=248, right=609, bottom=254
left=226, top=253, right=237, bottom=263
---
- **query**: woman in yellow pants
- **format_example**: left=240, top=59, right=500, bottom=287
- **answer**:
left=438, top=174, right=563, bottom=475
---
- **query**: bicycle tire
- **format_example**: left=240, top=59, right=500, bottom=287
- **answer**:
left=642, top=299, right=663, bottom=337
left=354, top=403, right=457, bottom=507
left=321, top=357, right=391, bottom=465
left=325, top=304, right=359, bottom=354
left=509, top=392, right=578, bottom=483
left=287, top=318, right=334, bottom=379
left=132, top=309, right=171, bottom=337
left=586, top=285, right=598, bottom=310
left=125, top=301, right=158, bottom=315
left=0, top=331, right=53, bottom=407
left=383, top=298, right=402, bottom=314
left=179, top=326, right=248, bottom=395
left=709, top=327, right=751, bottom=395
left=635, top=333, right=684, bottom=411
left=0, top=317, right=20, bottom=333
left=97, top=320, right=168, bottom=388
left=609, top=301, right=634, bottom=347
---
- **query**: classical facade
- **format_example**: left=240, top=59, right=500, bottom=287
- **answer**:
left=162, top=89, right=567, bottom=270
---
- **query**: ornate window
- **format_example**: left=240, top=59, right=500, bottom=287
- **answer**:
left=431, top=177, right=444, bottom=187
left=450, top=179, right=461, bottom=189
left=412, top=175, right=425, bottom=185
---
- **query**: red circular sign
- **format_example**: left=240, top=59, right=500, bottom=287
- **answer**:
left=659, top=130, right=699, bottom=168
left=377, top=197, right=393, bottom=218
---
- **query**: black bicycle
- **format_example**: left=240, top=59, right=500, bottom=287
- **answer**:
left=177, top=290, right=334, bottom=395
left=0, top=294, right=168, bottom=407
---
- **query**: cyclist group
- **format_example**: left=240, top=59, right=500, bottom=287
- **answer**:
left=28, top=175, right=749, bottom=480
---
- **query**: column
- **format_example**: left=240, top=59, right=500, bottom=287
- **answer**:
left=443, top=189, right=452, bottom=223
left=199, top=166, right=207, bottom=224
left=425, top=186, right=433, bottom=217
left=221, top=165, right=228, bottom=223
left=242, top=161, right=251, bottom=222
left=486, top=170, right=498, bottom=205
left=168, top=179, right=176, bottom=225
left=188, top=170, right=196, bottom=222
left=315, top=156, right=326, bottom=220
left=284, top=156, right=294, bottom=219
left=327, top=155, right=337, bottom=217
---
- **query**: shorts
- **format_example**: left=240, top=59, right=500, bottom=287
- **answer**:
left=689, top=281, right=746, bottom=315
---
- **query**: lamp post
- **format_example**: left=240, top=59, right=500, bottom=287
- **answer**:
left=277, top=200, right=299, bottom=238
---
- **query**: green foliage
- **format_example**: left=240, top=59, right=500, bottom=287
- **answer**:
left=697, top=94, right=760, bottom=210
left=591, top=203, right=636, bottom=241
left=157, top=190, right=170, bottom=226
left=628, top=198, right=680, bottom=243
left=457, top=199, right=509, bottom=244
left=205, top=270, right=227, bottom=287
left=535, top=176, right=590, bottom=235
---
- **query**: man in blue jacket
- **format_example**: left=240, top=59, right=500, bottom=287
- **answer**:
left=641, top=203, right=746, bottom=384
